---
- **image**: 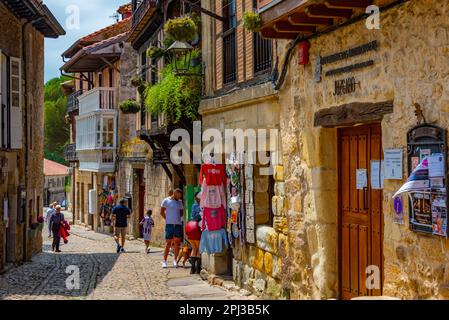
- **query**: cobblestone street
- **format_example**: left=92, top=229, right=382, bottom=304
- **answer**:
left=0, top=223, right=256, bottom=300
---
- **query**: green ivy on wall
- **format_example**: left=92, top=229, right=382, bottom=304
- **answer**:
left=144, top=50, right=202, bottom=123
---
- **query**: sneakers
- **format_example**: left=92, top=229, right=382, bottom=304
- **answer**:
left=116, top=244, right=122, bottom=253
left=120, top=247, right=126, bottom=253
left=173, top=260, right=178, bottom=268
left=162, top=261, right=168, bottom=268
left=146, top=248, right=151, bottom=254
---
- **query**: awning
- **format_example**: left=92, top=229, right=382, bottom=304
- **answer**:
left=258, top=0, right=398, bottom=39
left=61, top=32, right=129, bottom=73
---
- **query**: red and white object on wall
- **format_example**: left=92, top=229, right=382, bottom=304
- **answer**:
left=298, top=41, right=310, bottom=65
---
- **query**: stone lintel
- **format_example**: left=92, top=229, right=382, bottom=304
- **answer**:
left=313, top=100, right=394, bottom=128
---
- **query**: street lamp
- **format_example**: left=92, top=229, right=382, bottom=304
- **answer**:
left=166, top=40, right=201, bottom=76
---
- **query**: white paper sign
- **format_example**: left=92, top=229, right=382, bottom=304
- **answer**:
left=371, top=160, right=384, bottom=190
left=384, top=149, right=403, bottom=180
left=356, top=169, right=368, bottom=190
left=428, top=153, right=445, bottom=178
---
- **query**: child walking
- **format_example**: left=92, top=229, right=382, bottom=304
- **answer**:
left=140, top=210, right=155, bottom=253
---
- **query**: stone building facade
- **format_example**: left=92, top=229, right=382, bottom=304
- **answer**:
left=253, top=0, right=449, bottom=299
left=199, top=0, right=283, bottom=295
left=0, top=0, right=64, bottom=272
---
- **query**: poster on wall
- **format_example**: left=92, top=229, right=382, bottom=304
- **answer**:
left=431, top=192, right=447, bottom=236
left=356, top=169, right=368, bottom=190
left=384, top=149, right=403, bottom=180
left=420, top=149, right=431, bottom=162
left=371, top=160, right=384, bottom=190
left=393, top=196, right=404, bottom=224
left=428, top=153, right=445, bottom=178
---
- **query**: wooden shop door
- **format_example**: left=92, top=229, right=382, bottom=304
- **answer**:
left=338, top=124, right=383, bottom=299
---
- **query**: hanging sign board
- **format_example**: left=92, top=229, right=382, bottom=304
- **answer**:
left=384, top=149, right=403, bottom=180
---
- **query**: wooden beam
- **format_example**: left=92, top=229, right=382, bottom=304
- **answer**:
left=288, top=12, right=333, bottom=26
left=324, top=0, right=373, bottom=9
left=273, top=21, right=316, bottom=33
left=305, top=4, right=353, bottom=19
left=313, top=100, right=394, bottom=128
left=100, top=57, right=121, bottom=74
left=260, top=27, right=299, bottom=39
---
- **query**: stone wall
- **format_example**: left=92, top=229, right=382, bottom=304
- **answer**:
left=0, top=2, right=46, bottom=266
left=276, top=0, right=449, bottom=299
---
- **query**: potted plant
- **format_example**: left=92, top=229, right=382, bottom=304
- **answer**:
left=147, top=46, right=165, bottom=60
left=163, top=16, right=198, bottom=42
left=119, top=99, right=141, bottom=114
left=130, top=76, right=145, bottom=88
left=242, top=11, right=263, bottom=32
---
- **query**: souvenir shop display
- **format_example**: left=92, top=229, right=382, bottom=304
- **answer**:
left=199, top=157, right=228, bottom=254
left=98, top=177, right=117, bottom=228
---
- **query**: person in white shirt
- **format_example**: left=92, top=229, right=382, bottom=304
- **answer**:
left=45, top=202, right=56, bottom=238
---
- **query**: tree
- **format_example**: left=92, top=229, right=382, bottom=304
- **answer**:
left=44, top=76, right=71, bottom=165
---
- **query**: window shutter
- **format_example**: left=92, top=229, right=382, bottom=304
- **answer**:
left=10, top=57, right=22, bottom=149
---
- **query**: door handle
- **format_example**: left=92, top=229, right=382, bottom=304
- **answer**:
left=363, top=187, right=368, bottom=210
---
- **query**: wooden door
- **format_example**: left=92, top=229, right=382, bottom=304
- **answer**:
left=339, top=124, right=383, bottom=299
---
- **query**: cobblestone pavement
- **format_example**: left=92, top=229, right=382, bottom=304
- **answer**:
left=0, top=224, right=256, bottom=300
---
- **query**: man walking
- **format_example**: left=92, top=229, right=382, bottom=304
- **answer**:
left=50, top=205, right=64, bottom=253
left=112, top=198, right=131, bottom=253
left=45, top=202, right=56, bottom=238
left=160, top=188, right=184, bottom=268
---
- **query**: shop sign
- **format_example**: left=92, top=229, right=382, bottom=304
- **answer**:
left=333, top=77, right=360, bottom=96
left=315, top=40, right=378, bottom=83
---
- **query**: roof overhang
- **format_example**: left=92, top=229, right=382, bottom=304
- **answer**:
left=128, top=0, right=160, bottom=46
left=1, top=0, right=65, bottom=38
left=258, top=0, right=397, bottom=39
left=61, top=33, right=128, bottom=73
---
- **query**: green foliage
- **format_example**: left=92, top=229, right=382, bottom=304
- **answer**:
left=163, top=16, right=198, bottom=42
left=119, top=99, right=141, bottom=114
left=144, top=50, right=202, bottom=123
left=147, top=46, right=165, bottom=60
left=242, top=11, right=263, bottom=32
left=44, top=76, right=70, bottom=165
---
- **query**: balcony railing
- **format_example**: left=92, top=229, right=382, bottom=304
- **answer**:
left=64, top=143, right=77, bottom=162
left=78, top=87, right=116, bottom=115
left=67, top=90, right=83, bottom=114
left=132, top=0, right=157, bottom=29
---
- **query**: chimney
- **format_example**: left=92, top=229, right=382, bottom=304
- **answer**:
left=117, top=3, right=133, bottom=20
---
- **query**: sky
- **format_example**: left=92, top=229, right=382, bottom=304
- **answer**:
left=44, top=0, right=128, bottom=83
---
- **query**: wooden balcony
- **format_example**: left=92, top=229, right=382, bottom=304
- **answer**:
left=67, top=90, right=83, bottom=114
left=258, top=0, right=385, bottom=39
left=78, top=87, right=116, bottom=115
left=129, top=0, right=159, bottom=46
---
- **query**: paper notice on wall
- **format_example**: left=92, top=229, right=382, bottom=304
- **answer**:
left=432, top=193, right=447, bottom=236
left=384, top=149, right=403, bottom=180
left=371, top=160, right=384, bottom=190
left=356, top=169, right=368, bottom=190
left=428, top=153, right=445, bottom=178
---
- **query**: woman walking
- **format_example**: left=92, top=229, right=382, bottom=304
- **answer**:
left=50, top=205, right=65, bottom=253
left=140, top=209, right=154, bottom=253
left=185, top=192, right=202, bottom=274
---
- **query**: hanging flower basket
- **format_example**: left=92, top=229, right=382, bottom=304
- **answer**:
left=130, top=76, right=145, bottom=88
left=147, top=46, right=165, bottom=60
left=119, top=99, right=141, bottom=114
left=242, top=12, right=263, bottom=32
left=164, top=16, right=198, bottom=42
